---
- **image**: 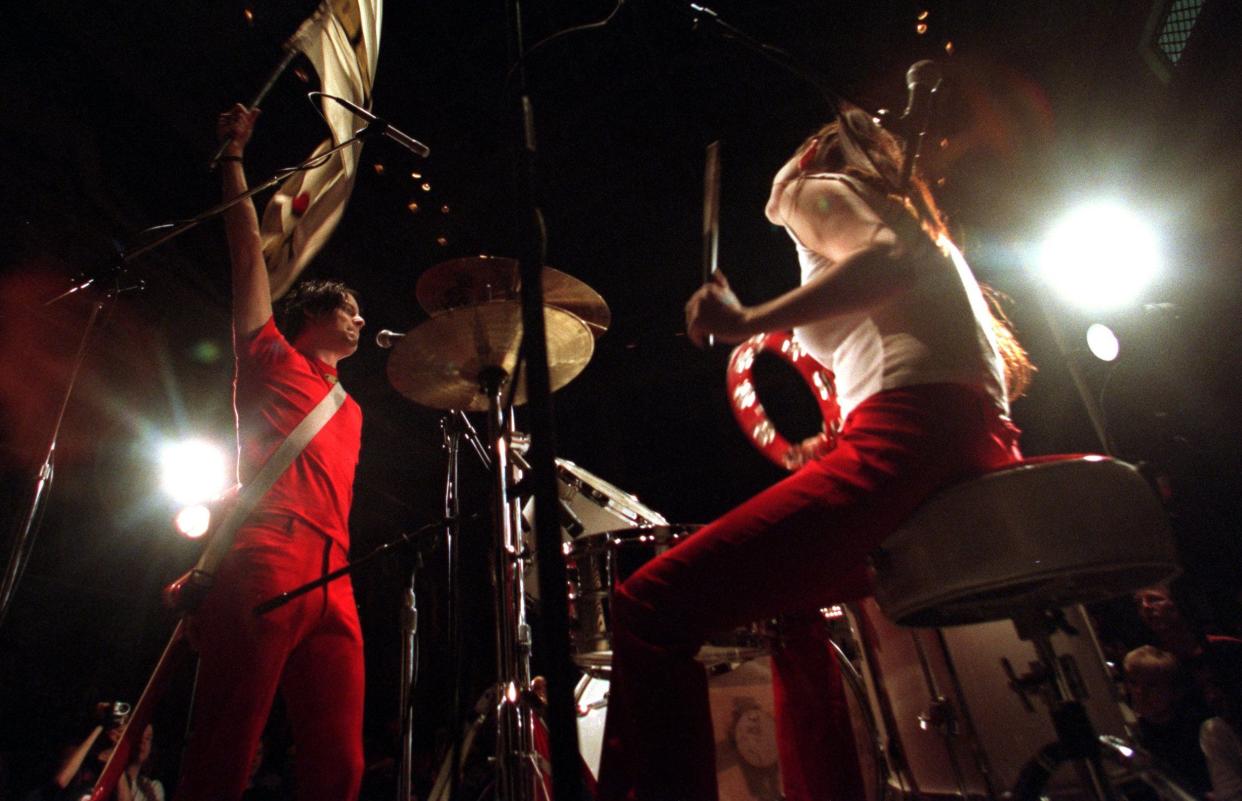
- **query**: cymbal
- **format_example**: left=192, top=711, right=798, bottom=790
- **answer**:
left=415, top=256, right=611, bottom=336
left=387, top=300, right=594, bottom=411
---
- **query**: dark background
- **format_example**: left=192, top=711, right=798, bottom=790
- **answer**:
left=2, top=0, right=1241, bottom=797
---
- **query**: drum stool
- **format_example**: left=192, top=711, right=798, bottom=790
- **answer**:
left=872, top=455, right=1182, bottom=801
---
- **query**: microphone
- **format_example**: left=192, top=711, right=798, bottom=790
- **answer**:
left=897, top=60, right=943, bottom=192
left=312, top=92, right=431, bottom=159
left=375, top=329, right=405, bottom=349
left=900, top=60, right=943, bottom=128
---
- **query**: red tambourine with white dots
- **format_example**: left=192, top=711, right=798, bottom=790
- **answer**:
left=726, top=331, right=842, bottom=471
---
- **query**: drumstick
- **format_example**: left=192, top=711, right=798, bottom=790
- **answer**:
left=702, top=140, right=721, bottom=347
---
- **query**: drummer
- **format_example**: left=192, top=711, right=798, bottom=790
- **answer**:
left=595, top=104, right=1032, bottom=801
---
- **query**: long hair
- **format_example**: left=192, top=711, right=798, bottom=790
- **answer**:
left=792, top=103, right=1034, bottom=400
left=275, top=279, right=359, bottom=342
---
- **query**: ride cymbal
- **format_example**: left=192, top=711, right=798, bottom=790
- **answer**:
left=415, top=256, right=610, bottom=336
left=387, top=300, right=593, bottom=411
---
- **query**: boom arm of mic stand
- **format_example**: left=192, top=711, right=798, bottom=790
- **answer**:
left=682, top=2, right=848, bottom=107
left=253, top=520, right=451, bottom=616
left=122, top=134, right=365, bottom=265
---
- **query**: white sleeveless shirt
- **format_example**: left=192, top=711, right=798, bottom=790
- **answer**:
left=788, top=174, right=1008, bottom=418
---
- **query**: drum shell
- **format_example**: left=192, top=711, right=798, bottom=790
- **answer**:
left=564, top=526, right=771, bottom=674
left=564, top=526, right=692, bottom=670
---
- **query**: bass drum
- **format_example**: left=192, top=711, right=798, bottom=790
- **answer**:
left=847, top=598, right=1131, bottom=800
left=574, top=650, right=885, bottom=801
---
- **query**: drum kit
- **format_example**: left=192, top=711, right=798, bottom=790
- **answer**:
left=384, top=256, right=1187, bottom=801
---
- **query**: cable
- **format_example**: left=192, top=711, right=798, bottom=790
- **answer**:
left=502, top=0, right=628, bottom=93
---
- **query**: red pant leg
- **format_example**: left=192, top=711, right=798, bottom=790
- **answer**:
left=176, top=525, right=363, bottom=801
left=771, top=612, right=867, bottom=801
left=596, top=384, right=1020, bottom=801
left=280, top=538, right=366, bottom=801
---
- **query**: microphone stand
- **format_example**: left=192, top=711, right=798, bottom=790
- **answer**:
left=0, top=280, right=128, bottom=629
left=0, top=132, right=371, bottom=632
left=505, top=1, right=584, bottom=798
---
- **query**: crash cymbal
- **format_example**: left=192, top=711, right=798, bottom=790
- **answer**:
left=542, top=266, right=610, bottom=337
left=387, top=300, right=594, bottom=411
left=416, top=256, right=610, bottom=336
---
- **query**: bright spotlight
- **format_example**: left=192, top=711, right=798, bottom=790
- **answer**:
left=159, top=438, right=229, bottom=505
left=174, top=504, right=213, bottom=539
left=1038, top=201, right=1161, bottom=311
left=1086, top=323, right=1120, bottom=362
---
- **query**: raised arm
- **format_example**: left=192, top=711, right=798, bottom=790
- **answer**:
left=216, top=104, right=271, bottom=339
left=685, top=178, right=914, bottom=347
left=53, top=725, right=104, bottom=789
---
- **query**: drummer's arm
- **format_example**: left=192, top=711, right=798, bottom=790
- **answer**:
left=217, top=104, right=272, bottom=340
left=749, top=179, right=912, bottom=331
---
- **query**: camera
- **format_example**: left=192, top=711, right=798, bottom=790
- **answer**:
left=95, top=700, right=132, bottom=730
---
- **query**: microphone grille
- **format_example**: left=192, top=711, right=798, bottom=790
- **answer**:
left=375, top=329, right=405, bottom=349
left=906, top=60, right=943, bottom=91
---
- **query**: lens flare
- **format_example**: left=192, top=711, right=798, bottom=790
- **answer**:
left=159, top=438, right=229, bottom=505
left=1038, top=201, right=1162, bottom=311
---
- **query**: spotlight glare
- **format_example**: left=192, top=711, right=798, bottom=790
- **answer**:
left=159, top=439, right=229, bottom=505
left=1086, top=323, right=1120, bottom=362
left=175, top=504, right=212, bottom=539
left=1038, top=201, right=1161, bottom=311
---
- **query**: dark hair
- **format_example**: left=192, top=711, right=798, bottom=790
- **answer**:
left=275, top=279, right=359, bottom=342
left=792, top=103, right=1035, bottom=400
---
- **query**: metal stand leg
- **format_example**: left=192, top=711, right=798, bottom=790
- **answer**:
left=479, top=367, right=540, bottom=801
left=1007, top=609, right=1119, bottom=801
left=398, top=553, right=422, bottom=801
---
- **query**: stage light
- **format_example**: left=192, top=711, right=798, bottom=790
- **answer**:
left=1037, top=200, right=1162, bottom=311
left=1086, top=323, right=1120, bottom=362
left=174, top=504, right=212, bottom=539
left=159, top=438, right=229, bottom=506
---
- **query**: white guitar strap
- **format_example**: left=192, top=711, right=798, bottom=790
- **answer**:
left=192, top=380, right=348, bottom=575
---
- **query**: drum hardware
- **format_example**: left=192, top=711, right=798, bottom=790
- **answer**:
left=826, top=635, right=892, bottom=801
left=916, top=697, right=958, bottom=736
left=382, top=270, right=603, bottom=800
left=1007, top=608, right=1120, bottom=801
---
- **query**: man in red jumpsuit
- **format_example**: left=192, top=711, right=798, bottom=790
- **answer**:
left=175, top=104, right=367, bottom=801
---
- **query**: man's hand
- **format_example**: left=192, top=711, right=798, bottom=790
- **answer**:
left=216, top=104, right=261, bottom=159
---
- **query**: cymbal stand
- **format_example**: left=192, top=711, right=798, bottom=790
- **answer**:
left=435, top=411, right=479, bottom=801
left=402, top=417, right=466, bottom=801
left=479, top=366, right=541, bottom=801
left=399, top=548, right=423, bottom=801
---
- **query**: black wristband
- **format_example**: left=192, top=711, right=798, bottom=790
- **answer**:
left=219, top=155, right=243, bottom=163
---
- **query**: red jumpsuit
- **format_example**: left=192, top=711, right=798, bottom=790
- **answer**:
left=596, top=384, right=1021, bottom=801
left=176, top=318, right=365, bottom=801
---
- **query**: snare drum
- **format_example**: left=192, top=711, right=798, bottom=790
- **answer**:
left=564, top=526, right=771, bottom=674
left=847, top=598, right=1129, bottom=799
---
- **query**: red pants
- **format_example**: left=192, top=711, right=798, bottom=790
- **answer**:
left=596, top=384, right=1021, bottom=801
left=176, top=520, right=365, bottom=801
